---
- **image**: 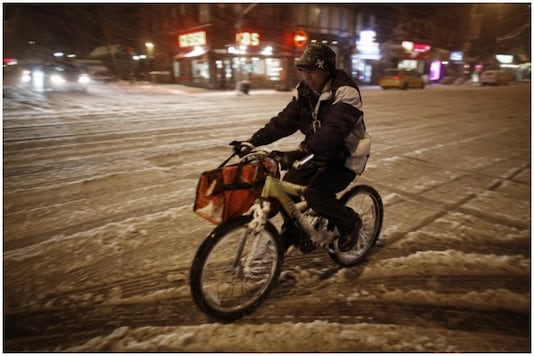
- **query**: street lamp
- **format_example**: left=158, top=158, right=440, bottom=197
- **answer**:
left=145, top=42, right=154, bottom=58
left=145, top=42, right=154, bottom=79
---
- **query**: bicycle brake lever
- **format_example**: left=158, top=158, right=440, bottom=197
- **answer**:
left=293, top=153, right=314, bottom=169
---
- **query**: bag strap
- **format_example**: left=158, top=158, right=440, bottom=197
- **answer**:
left=216, top=152, right=265, bottom=190
left=218, top=153, right=237, bottom=169
left=222, top=181, right=263, bottom=191
left=229, top=159, right=262, bottom=187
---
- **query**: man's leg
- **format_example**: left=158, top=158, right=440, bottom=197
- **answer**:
left=282, top=164, right=359, bottom=250
left=302, top=166, right=360, bottom=250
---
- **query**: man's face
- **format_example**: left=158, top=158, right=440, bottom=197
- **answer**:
left=299, top=69, right=330, bottom=92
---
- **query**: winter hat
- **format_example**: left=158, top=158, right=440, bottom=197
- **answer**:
left=296, top=43, right=336, bottom=73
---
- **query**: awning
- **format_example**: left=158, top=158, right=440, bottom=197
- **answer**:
left=212, top=47, right=293, bottom=57
left=89, top=44, right=123, bottom=58
left=432, top=48, right=451, bottom=61
left=175, top=47, right=208, bottom=59
left=402, top=51, right=432, bottom=61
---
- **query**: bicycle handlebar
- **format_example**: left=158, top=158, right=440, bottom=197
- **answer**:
left=234, top=147, right=315, bottom=170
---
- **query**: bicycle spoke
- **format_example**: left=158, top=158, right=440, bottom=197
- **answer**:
left=195, top=220, right=281, bottom=315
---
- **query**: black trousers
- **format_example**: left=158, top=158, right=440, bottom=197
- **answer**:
left=283, top=163, right=357, bottom=234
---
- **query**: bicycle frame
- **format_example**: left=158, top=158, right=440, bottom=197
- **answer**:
left=190, top=151, right=383, bottom=320
left=255, top=174, right=338, bottom=244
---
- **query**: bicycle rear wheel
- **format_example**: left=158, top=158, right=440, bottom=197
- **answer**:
left=330, top=185, right=383, bottom=267
left=190, top=215, right=283, bottom=321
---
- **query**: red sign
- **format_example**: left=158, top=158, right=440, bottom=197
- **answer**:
left=294, top=30, right=308, bottom=48
left=413, top=43, right=431, bottom=52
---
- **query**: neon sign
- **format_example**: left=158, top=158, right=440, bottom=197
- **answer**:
left=450, top=51, right=463, bottom=61
left=356, top=30, right=380, bottom=60
left=402, top=41, right=431, bottom=52
left=236, top=32, right=260, bottom=46
left=496, top=54, right=513, bottom=64
left=179, top=31, right=207, bottom=48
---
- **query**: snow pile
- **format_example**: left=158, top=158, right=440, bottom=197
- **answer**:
left=4, top=83, right=530, bottom=352
left=60, top=321, right=526, bottom=352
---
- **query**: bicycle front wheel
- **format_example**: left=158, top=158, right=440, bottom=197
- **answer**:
left=190, top=215, right=283, bottom=321
left=330, top=185, right=383, bottom=267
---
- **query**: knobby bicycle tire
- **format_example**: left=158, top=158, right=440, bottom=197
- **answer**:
left=329, top=185, right=383, bottom=267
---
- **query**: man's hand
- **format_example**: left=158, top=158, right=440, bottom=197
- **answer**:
left=229, top=140, right=255, bottom=157
left=269, top=150, right=307, bottom=170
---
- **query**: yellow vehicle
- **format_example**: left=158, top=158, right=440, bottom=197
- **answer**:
left=379, top=68, right=425, bottom=90
left=480, top=70, right=513, bottom=86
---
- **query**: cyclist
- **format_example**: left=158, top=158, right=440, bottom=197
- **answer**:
left=233, top=43, right=367, bottom=252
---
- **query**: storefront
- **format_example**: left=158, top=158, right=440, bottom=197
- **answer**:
left=377, top=41, right=433, bottom=84
left=427, top=48, right=452, bottom=83
left=398, top=41, right=432, bottom=80
left=173, top=29, right=293, bottom=90
left=352, top=30, right=381, bottom=85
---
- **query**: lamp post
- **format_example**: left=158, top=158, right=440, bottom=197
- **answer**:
left=145, top=42, right=154, bottom=78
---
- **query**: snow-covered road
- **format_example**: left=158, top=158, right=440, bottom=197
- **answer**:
left=3, top=82, right=531, bottom=352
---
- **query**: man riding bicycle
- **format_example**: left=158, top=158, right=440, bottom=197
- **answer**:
left=233, top=43, right=368, bottom=252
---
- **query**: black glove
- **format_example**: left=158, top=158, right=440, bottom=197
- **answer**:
left=269, top=150, right=307, bottom=170
left=229, top=140, right=255, bottom=158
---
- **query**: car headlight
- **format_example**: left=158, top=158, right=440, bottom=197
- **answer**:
left=21, top=70, right=32, bottom=83
left=50, top=74, right=66, bottom=85
left=78, top=73, right=90, bottom=84
left=31, top=70, right=45, bottom=89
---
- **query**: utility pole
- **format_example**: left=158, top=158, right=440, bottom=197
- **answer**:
left=234, top=3, right=257, bottom=92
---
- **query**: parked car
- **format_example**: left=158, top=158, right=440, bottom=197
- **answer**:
left=479, top=70, right=513, bottom=86
left=379, top=69, right=425, bottom=90
left=20, top=63, right=90, bottom=92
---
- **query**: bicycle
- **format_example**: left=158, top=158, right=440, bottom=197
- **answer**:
left=190, top=148, right=383, bottom=321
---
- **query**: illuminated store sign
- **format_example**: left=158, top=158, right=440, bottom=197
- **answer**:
left=179, top=31, right=207, bottom=48
left=236, top=32, right=260, bottom=46
left=355, top=30, right=380, bottom=60
left=402, top=41, right=431, bottom=52
left=496, top=54, right=513, bottom=64
left=450, top=51, right=463, bottom=62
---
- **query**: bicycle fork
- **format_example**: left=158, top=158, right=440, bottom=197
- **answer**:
left=229, top=198, right=272, bottom=276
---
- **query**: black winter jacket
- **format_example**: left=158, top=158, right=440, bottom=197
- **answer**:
left=249, top=70, right=364, bottom=167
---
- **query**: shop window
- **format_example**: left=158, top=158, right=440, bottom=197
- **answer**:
left=230, top=57, right=284, bottom=82
left=399, top=60, right=418, bottom=70
left=192, top=60, right=210, bottom=81
left=266, top=58, right=283, bottom=81
left=232, top=57, right=248, bottom=80
left=251, top=58, right=265, bottom=76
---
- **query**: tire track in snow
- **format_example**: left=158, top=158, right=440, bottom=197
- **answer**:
left=3, top=85, right=530, bottom=352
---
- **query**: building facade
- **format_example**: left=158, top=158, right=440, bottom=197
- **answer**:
left=137, top=4, right=527, bottom=89
left=170, top=4, right=293, bottom=90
